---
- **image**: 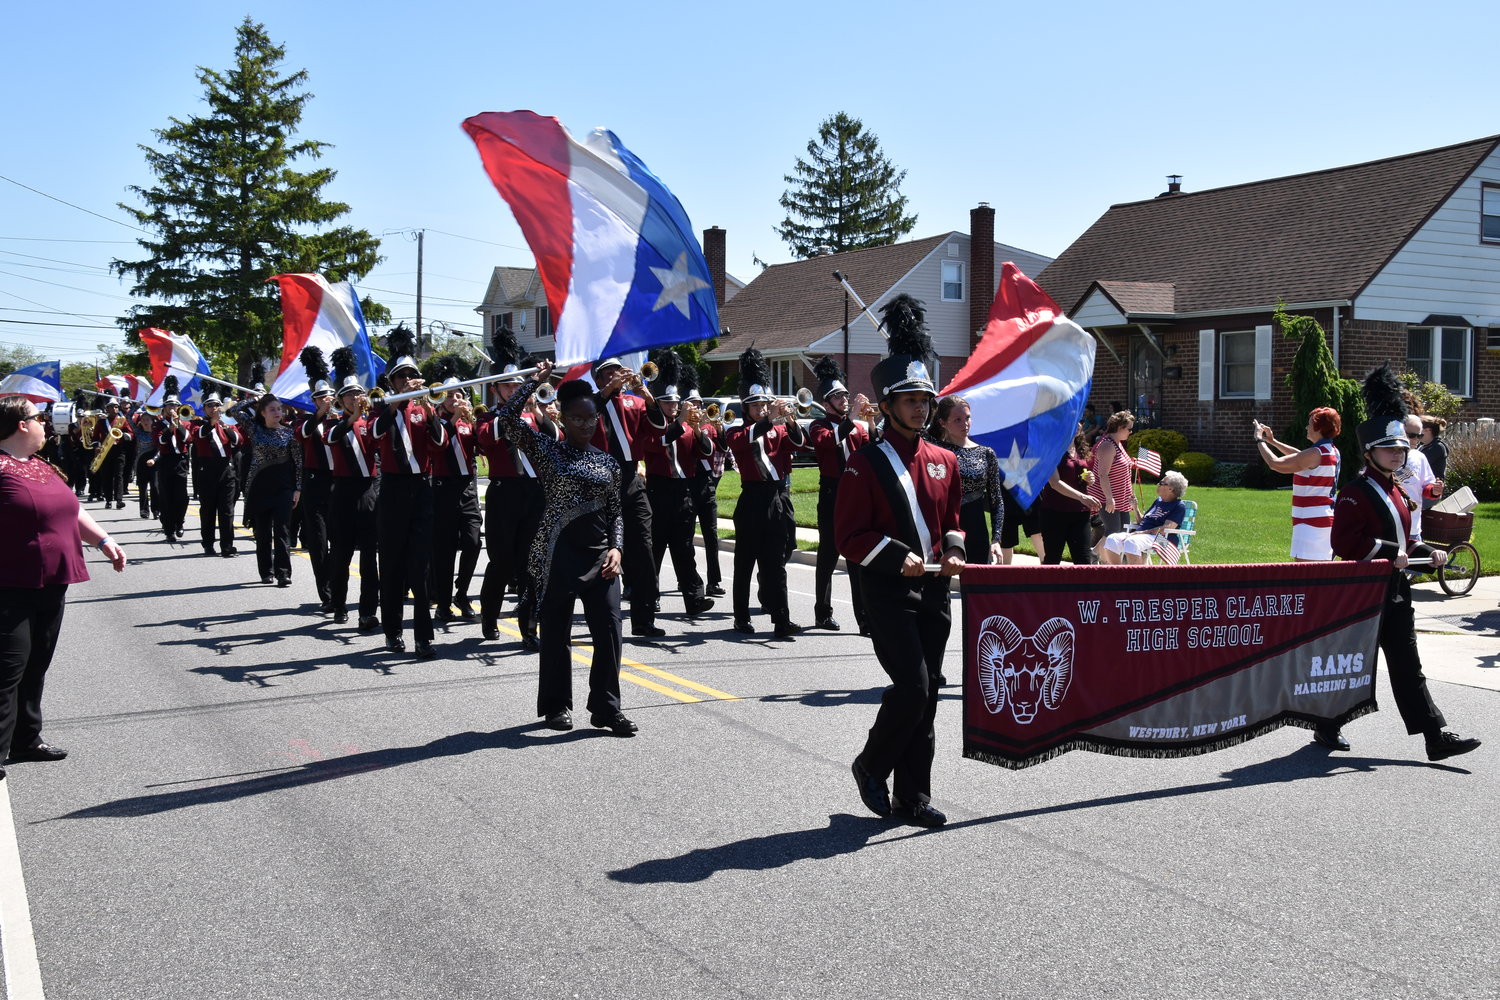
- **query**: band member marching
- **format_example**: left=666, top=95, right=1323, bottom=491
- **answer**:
left=194, top=391, right=241, bottom=558
left=150, top=377, right=193, bottom=542
left=371, top=326, right=446, bottom=658
left=681, top=374, right=726, bottom=598
left=590, top=356, right=663, bottom=638
left=325, top=348, right=381, bottom=629
left=1317, top=365, right=1481, bottom=761
left=94, top=400, right=133, bottom=510
left=836, top=294, right=965, bottom=828
left=642, top=351, right=715, bottom=621
left=475, top=326, right=549, bottom=648
left=296, top=348, right=339, bottom=608
left=807, top=355, right=873, bottom=633
left=428, top=373, right=483, bottom=625
left=131, top=406, right=160, bottom=521
left=725, top=347, right=806, bottom=639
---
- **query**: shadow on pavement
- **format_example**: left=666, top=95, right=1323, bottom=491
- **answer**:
left=760, top=687, right=961, bottom=708
left=45, top=723, right=609, bottom=820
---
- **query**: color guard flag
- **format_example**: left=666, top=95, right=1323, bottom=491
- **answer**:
left=97, top=373, right=149, bottom=403
left=139, top=329, right=211, bottom=414
left=462, top=111, right=720, bottom=366
left=939, top=263, right=1095, bottom=506
left=268, top=274, right=380, bottom=411
left=0, top=360, right=63, bottom=403
left=1136, top=446, right=1163, bottom=478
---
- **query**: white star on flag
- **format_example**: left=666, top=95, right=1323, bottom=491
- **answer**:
left=997, top=439, right=1040, bottom=489
left=184, top=383, right=203, bottom=410
left=38, top=364, right=57, bottom=379
left=649, top=252, right=710, bottom=318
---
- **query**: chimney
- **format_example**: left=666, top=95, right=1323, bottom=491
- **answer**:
left=703, top=225, right=727, bottom=306
left=1157, top=174, right=1183, bottom=198
left=969, top=202, right=996, bottom=349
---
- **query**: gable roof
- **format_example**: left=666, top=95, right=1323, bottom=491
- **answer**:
left=1038, top=135, right=1500, bottom=320
left=709, top=235, right=950, bottom=357
left=480, top=266, right=540, bottom=309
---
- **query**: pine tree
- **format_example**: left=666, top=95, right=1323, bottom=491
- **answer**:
left=776, top=113, right=916, bottom=259
left=112, top=18, right=383, bottom=380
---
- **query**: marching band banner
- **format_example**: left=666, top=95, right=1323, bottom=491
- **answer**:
left=960, top=562, right=1391, bottom=770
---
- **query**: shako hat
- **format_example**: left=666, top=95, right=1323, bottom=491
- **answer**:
left=490, top=324, right=530, bottom=384
left=1356, top=363, right=1410, bottom=452
left=384, top=325, right=420, bottom=379
left=812, top=355, right=848, bottom=400
left=331, top=346, right=366, bottom=397
left=649, top=350, right=683, bottom=402
left=737, top=346, right=773, bottom=405
left=301, top=346, right=334, bottom=398
left=869, top=294, right=936, bottom=402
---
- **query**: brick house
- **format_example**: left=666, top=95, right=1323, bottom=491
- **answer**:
left=703, top=205, right=1053, bottom=399
left=1038, top=135, right=1500, bottom=462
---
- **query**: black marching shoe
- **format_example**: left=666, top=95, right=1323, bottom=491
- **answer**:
left=814, top=617, right=841, bottom=631
left=222, top=549, right=238, bottom=559
left=732, top=619, right=756, bottom=635
left=544, top=710, right=573, bottom=731
left=319, top=599, right=334, bottom=614
left=685, top=596, right=716, bottom=617
left=385, top=637, right=407, bottom=653
left=631, top=623, right=666, bottom=638
left=453, top=600, right=476, bottom=621
left=333, top=610, right=349, bottom=624
left=706, top=584, right=726, bottom=597
left=1426, top=731, right=1481, bottom=762
left=520, top=631, right=540, bottom=653
left=852, top=758, right=891, bottom=817
left=414, top=641, right=437, bottom=660
left=1313, top=726, right=1350, bottom=752
left=591, top=711, right=638, bottom=736
left=276, top=576, right=291, bottom=589
left=202, top=547, right=216, bottom=557
left=773, top=620, right=802, bottom=640
left=481, top=617, right=500, bottom=641
left=433, top=607, right=453, bottom=625
left=261, top=575, right=275, bottom=585
left=357, top=616, right=381, bottom=633
left=893, top=798, right=947, bottom=828
left=8, top=742, right=68, bottom=763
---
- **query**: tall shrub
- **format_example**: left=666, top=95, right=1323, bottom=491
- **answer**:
left=1276, top=306, right=1364, bottom=482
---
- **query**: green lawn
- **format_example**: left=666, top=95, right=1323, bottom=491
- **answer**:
left=711, top=471, right=1496, bottom=575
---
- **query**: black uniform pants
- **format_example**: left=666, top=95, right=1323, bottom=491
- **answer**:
left=648, top=476, right=704, bottom=607
left=155, top=464, right=190, bottom=535
left=0, top=584, right=67, bottom=755
left=480, top=477, right=543, bottom=624
left=1040, top=506, right=1093, bottom=566
left=430, top=475, right=482, bottom=611
left=856, top=572, right=951, bottom=805
left=619, top=473, right=657, bottom=629
left=99, top=449, right=126, bottom=504
left=378, top=475, right=434, bottom=643
left=198, top=460, right=238, bottom=554
left=328, top=476, right=380, bottom=619
left=1381, top=573, right=1447, bottom=735
left=300, top=468, right=332, bottom=602
left=815, top=477, right=866, bottom=627
left=135, top=452, right=157, bottom=516
left=250, top=492, right=293, bottom=582
left=732, top=480, right=795, bottom=624
left=537, top=574, right=622, bottom=718
left=691, top=473, right=722, bottom=587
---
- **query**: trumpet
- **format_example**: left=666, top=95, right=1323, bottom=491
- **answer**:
left=368, top=386, right=386, bottom=401
left=178, top=404, right=195, bottom=418
left=626, top=360, right=659, bottom=391
left=795, top=387, right=815, bottom=413
left=859, top=401, right=881, bottom=422
left=534, top=381, right=556, bottom=405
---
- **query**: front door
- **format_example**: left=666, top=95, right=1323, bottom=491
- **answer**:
left=1129, top=337, right=1163, bottom=428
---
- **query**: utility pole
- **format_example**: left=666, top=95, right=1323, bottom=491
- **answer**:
left=415, top=229, right=425, bottom=353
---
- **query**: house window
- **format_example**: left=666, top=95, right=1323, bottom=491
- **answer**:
left=771, top=359, right=795, bottom=396
left=1219, top=330, right=1256, bottom=397
left=1407, top=326, right=1472, bottom=396
left=941, top=261, right=964, bottom=302
left=536, top=307, right=553, bottom=339
left=1483, top=184, right=1500, bottom=243
left=492, top=312, right=513, bottom=335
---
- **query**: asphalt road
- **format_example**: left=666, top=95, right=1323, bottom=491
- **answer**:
left=4, top=500, right=1497, bottom=999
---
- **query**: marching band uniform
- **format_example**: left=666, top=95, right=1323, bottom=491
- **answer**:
left=836, top=294, right=962, bottom=828
left=296, top=408, right=337, bottom=606
left=684, top=386, right=726, bottom=597
left=643, top=362, right=714, bottom=619
left=325, top=389, right=381, bottom=629
left=371, top=332, right=446, bottom=657
left=194, top=398, right=241, bottom=557
left=241, top=405, right=301, bottom=587
left=725, top=348, right=806, bottom=638
left=152, top=406, right=192, bottom=541
left=591, top=358, right=662, bottom=638
left=1321, top=365, right=1480, bottom=762
left=807, top=357, right=870, bottom=632
left=429, top=387, right=483, bottom=623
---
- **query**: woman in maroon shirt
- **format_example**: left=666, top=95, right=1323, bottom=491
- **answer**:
left=0, top=395, right=126, bottom=778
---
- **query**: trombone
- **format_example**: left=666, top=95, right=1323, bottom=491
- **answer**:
left=165, top=363, right=258, bottom=396
left=378, top=365, right=554, bottom=406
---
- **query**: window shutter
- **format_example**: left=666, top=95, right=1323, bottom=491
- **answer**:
left=1198, top=329, right=1215, bottom=401
left=1254, top=325, right=1273, bottom=400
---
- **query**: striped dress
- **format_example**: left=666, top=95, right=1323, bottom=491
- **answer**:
left=1290, top=439, right=1339, bottom=560
left=1087, top=436, right=1135, bottom=512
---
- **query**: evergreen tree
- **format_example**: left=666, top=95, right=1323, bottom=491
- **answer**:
left=776, top=112, right=916, bottom=259
left=112, top=18, right=383, bottom=381
left=1276, top=306, right=1364, bottom=482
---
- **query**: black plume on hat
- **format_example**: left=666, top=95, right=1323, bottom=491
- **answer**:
left=881, top=294, right=934, bottom=363
left=490, top=324, right=526, bottom=374
left=678, top=364, right=699, bottom=399
left=300, top=346, right=330, bottom=385
left=737, top=345, right=772, bottom=401
left=1356, top=363, right=1410, bottom=451
left=250, top=361, right=267, bottom=388
left=387, top=324, right=417, bottom=359
left=650, top=349, right=682, bottom=395
left=330, top=346, right=357, bottom=384
left=812, top=354, right=848, bottom=399
left=163, top=374, right=180, bottom=399
left=72, top=387, right=85, bottom=407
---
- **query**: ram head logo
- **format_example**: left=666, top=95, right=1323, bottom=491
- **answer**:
left=976, top=615, right=1075, bottom=725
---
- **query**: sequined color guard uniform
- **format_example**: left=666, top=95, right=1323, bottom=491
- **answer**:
left=835, top=433, right=963, bottom=808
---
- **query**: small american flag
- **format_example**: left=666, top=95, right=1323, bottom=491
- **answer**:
left=1136, top=446, right=1163, bottom=477
left=1152, top=537, right=1182, bottom=566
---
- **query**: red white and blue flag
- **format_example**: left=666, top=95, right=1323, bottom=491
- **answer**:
left=1136, top=446, right=1163, bottom=478
left=939, top=263, right=1095, bottom=506
left=0, top=360, right=63, bottom=403
left=462, top=111, right=720, bottom=366
left=96, top=373, right=149, bottom=403
left=268, top=274, right=379, bottom=411
left=140, top=328, right=212, bottom=415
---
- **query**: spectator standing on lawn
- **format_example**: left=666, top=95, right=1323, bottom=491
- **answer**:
left=1087, top=410, right=1136, bottom=560
left=1253, top=407, right=1341, bottom=561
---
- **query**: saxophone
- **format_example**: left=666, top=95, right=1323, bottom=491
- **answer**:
left=90, top=418, right=125, bottom=473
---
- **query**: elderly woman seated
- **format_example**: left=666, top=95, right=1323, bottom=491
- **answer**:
left=1102, top=471, right=1188, bottom=565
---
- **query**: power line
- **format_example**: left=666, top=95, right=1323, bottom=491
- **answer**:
left=0, top=306, right=117, bottom=318
left=0, top=317, right=119, bottom=329
left=0, top=269, right=134, bottom=301
left=424, top=228, right=530, bottom=253
left=0, top=174, right=147, bottom=233
left=0, top=248, right=112, bottom=271
left=0, top=236, right=136, bottom=244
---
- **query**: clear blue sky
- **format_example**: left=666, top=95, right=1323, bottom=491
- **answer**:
left=4, top=0, right=1497, bottom=366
